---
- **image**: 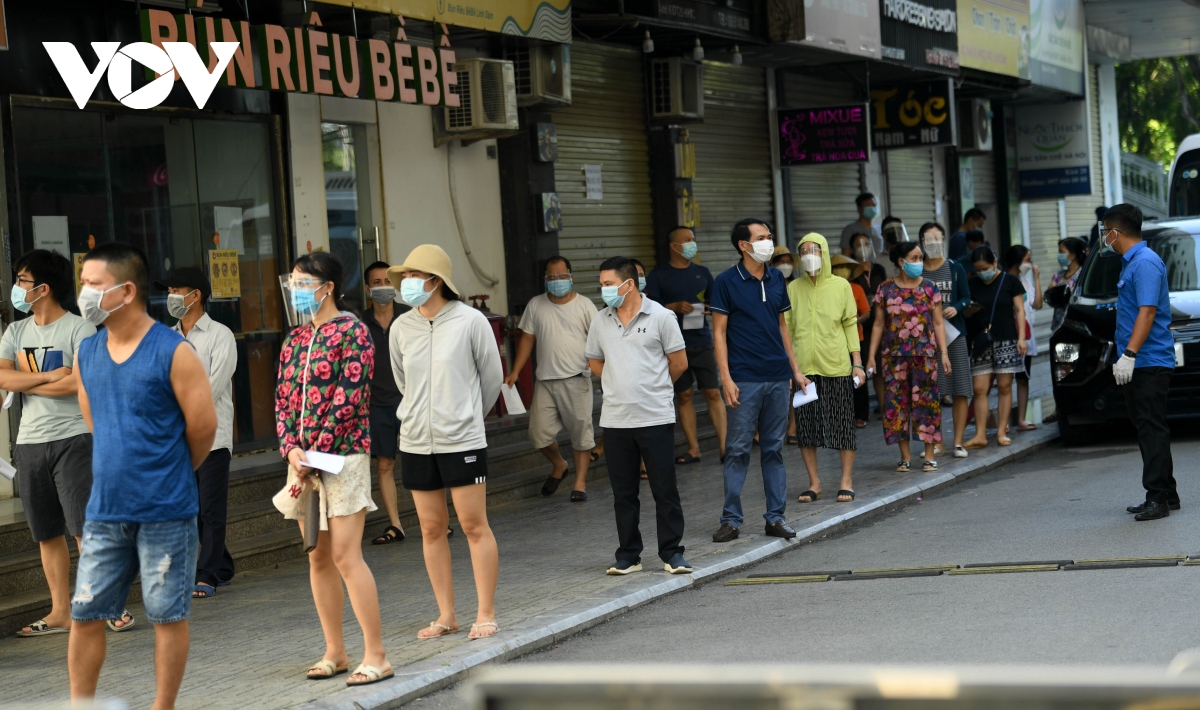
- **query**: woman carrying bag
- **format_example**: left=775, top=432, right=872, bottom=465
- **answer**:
left=919, top=222, right=973, bottom=459
left=963, top=246, right=1027, bottom=449
left=275, top=252, right=391, bottom=687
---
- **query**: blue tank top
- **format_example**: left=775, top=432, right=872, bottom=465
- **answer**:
left=79, top=321, right=198, bottom=523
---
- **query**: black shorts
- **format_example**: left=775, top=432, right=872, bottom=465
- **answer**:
left=1015, top=355, right=1033, bottom=381
left=16, top=433, right=93, bottom=542
left=369, top=404, right=401, bottom=458
left=673, top=346, right=721, bottom=394
left=400, top=448, right=489, bottom=491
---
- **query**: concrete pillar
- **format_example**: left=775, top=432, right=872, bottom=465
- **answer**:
left=1097, top=62, right=1123, bottom=206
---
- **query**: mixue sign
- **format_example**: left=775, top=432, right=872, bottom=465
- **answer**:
left=777, top=104, right=871, bottom=167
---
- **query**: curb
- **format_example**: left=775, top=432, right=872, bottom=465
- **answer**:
left=301, top=428, right=1059, bottom=710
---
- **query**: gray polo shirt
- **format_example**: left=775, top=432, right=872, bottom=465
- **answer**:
left=584, top=295, right=685, bottom=429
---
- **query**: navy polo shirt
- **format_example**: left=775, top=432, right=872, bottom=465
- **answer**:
left=1116, top=241, right=1175, bottom=369
left=710, top=262, right=792, bottom=383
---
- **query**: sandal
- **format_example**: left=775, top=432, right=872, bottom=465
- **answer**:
left=896, top=461, right=911, bottom=473
left=16, top=619, right=70, bottom=637
left=306, top=659, right=348, bottom=680
left=347, top=663, right=394, bottom=687
left=963, top=438, right=988, bottom=450
left=837, top=489, right=856, bottom=502
left=923, top=460, right=938, bottom=472
left=541, top=466, right=569, bottom=496
left=797, top=490, right=821, bottom=503
left=1043, top=412, right=1059, bottom=423
left=786, top=435, right=799, bottom=446
left=1016, top=422, right=1038, bottom=431
left=193, top=583, right=216, bottom=599
left=855, top=419, right=867, bottom=428
left=997, top=436, right=1012, bottom=446
left=570, top=490, right=588, bottom=502
left=674, top=453, right=701, bottom=465
left=469, top=621, right=500, bottom=640
left=107, top=611, right=135, bottom=632
left=417, top=622, right=459, bottom=639
left=372, top=525, right=405, bottom=545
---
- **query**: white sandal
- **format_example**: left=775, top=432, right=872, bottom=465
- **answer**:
left=469, top=621, right=500, bottom=640
left=346, top=663, right=394, bottom=686
left=417, top=621, right=459, bottom=639
left=306, top=659, right=348, bottom=680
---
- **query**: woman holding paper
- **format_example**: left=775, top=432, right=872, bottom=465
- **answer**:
left=275, top=252, right=391, bottom=687
left=919, top=222, right=973, bottom=459
left=785, top=233, right=865, bottom=503
left=866, top=241, right=952, bottom=473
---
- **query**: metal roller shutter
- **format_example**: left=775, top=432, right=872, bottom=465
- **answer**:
left=886, top=149, right=937, bottom=229
left=688, top=62, right=774, bottom=273
left=554, top=42, right=655, bottom=305
left=1026, top=200, right=1061, bottom=342
left=1063, top=64, right=1105, bottom=241
left=972, top=152, right=997, bottom=207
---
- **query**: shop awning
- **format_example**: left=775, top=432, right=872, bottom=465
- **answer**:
left=1084, top=0, right=1200, bottom=60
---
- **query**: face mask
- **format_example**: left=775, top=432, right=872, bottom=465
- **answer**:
left=978, top=268, right=997, bottom=282
left=800, top=254, right=822, bottom=275
left=290, top=284, right=328, bottom=315
left=601, top=279, right=631, bottom=308
left=1057, top=253, right=1070, bottom=268
left=862, top=206, right=879, bottom=220
left=79, top=284, right=126, bottom=325
left=775, top=263, right=794, bottom=279
left=680, top=242, right=698, bottom=260
left=855, top=245, right=874, bottom=262
left=400, top=277, right=434, bottom=307
left=369, top=286, right=396, bottom=305
left=546, top=278, right=572, bottom=297
left=166, top=291, right=195, bottom=319
left=923, top=240, right=944, bottom=259
left=1099, top=227, right=1116, bottom=254
left=746, top=240, right=775, bottom=264
left=638, top=276, right=647, bottom=291
left=1019, top=263, right=1032, bottom=275
left=833, top=269, right=853, bottom=280
left=11, top=284, right=42, bottom=314
left=901, top=261, right=924, bottom=279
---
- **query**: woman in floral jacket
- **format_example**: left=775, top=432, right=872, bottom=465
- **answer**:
left=276, top=252, right=391, bottom=687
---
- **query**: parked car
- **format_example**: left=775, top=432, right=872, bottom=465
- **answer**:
left=1048, top=218, right=1200, bottom=445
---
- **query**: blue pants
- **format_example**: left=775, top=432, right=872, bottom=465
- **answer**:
left=721, top=380, right=790, bottom=527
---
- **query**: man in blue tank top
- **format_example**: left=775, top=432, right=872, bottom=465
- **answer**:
left=68, top=243, right=217, bottom=709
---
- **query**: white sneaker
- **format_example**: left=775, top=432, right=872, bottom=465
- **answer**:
left=954, top=446, right=968, bottom=458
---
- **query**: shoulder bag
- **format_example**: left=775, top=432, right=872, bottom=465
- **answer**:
left=972, top=273, right=1006, bottom=355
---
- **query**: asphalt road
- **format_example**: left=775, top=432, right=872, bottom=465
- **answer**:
left=407, top=428, right=1200, bottom=709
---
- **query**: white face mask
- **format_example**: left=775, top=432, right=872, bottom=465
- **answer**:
left=78, top=284, right=126, bottom=325
left=775, top=263, right=794, bottom=279
left=800, top=253, right=822, bottom=275
left=747, top=240, right=775, bottom=264
left=923, top=239, right=945, bottom=259
left=1019, top=262, right=1032, bottom=275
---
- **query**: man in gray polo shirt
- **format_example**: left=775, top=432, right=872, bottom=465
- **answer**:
left=585, top=256, right=691, bottom=576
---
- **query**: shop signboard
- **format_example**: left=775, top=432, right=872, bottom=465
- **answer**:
left=879, top=0, right=960, bottom=73
left=319, top=0, right=571, bottom=44
left=777, top=104, right=871, bottom=167
left=1014, top=101, right=1091, bottom=198
left=869, top=79, right=957, bottom=149
left=1028, top=0, right=1083, bottom=95
left=956, top=0, right=1029, bottom=78
left=625, top=0, right=756, bottom=40
left=768, top=0, right=881, bottom=59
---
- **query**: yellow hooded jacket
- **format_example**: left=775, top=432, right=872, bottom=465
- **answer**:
left=785, top=232, right=861, bottom=377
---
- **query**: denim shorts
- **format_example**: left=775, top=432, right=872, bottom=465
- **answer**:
left=72, top=518, right=199, bottom=625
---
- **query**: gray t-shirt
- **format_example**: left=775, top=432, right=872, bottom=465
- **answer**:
left=0, top=312, right=96, bottom=444
left=517, top=292, right=598, bottom=381
left=840, top=221, right=883, bottom=255
left=584, top=296, right=686, bottom=429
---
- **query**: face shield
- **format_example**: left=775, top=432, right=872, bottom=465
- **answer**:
left=882, top=221, right=909, bottom=246
left=280, top=275, right=326, bottom=328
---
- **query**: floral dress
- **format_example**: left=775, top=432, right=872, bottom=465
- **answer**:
left=1050, top=266, right=1082, bottom=330
left=276, top=313, right=377, bottom=518
left=873, top=279, right=943, bottom=446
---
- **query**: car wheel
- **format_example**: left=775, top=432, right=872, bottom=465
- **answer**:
left=1057, top=410, right=1091, bottom=447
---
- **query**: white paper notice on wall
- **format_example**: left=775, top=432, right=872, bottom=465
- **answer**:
left=32, top=216, right=69, bottom=255
left=501, top=384, right=527, bottom=415
left=583, top=164, right=603, bottom=200
left=214, top=206, right=245, bottom=256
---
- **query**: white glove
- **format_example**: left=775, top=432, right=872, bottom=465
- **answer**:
left=1113, top=354, right=1136, bottom=386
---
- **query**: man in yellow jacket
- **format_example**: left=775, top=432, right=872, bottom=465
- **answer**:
left=785, top=233, right=866, bottom=504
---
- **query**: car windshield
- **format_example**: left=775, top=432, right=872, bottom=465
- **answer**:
left=1080, top=228, right=1200, bottom=299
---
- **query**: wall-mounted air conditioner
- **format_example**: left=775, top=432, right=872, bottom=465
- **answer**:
left=508, top=43, right=572, bottom=107
left=958, top=99, right=993, bottom=153
left=650, top=58, right=704, bottom=123
left=445, top=58, right=519, bottom=132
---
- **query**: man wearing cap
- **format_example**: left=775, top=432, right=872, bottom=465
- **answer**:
left=155, top=267, right=238, bottom=599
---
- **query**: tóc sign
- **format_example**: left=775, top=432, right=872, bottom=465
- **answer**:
left=778, top=104, right=871, bottom=167
left=869, top=79, right=957, bottom=149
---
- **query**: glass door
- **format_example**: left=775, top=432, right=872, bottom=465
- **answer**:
left=321, top=123, right=380, bottom=313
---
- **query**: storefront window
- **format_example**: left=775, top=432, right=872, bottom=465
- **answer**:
left=322, top=122, right=378, bottom=313
left=11, top=106, right=284, bottom=451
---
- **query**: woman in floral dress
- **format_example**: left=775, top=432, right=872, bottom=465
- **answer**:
left=867, top=241, right=952, bottom=473
left=276, top=252, right=391, bottom=687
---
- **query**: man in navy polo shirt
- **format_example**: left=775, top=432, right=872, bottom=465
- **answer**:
left=1102, top=203, right=1177, bottom=521
left=711, top=218, right=811, bottom=543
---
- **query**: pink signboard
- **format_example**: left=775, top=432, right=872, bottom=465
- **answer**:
left=778, top=104, right=871, bottom=167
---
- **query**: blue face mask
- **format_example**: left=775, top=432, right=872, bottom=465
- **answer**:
left=401, top=276, right=433, bottom=307
left=681, top=242, right=698, bottom=260
left=863, top=206, right=879, bottom=220
left=11, top=283, right=41, bottom=313
left=638, top=276, right=647, bottom=291
left=901, top=260, right=924, bottom=278
left=546, top=277, right=572, bottom=297
left=1057, top=253, right=1070, bottom=268
left=601, top=279, right=631, bottom=308
left=290, top=285, right=325, bottom=314
left=978, top=268, right=997, bottom=282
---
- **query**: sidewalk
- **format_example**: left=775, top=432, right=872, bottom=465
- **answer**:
left=0, top=375, right=1057, bottom=710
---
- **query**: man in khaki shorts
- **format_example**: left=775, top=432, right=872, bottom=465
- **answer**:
left=505, top=256, right=598, bottom=501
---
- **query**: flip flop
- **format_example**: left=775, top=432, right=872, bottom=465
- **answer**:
left=963, top=439, right=988, bottom=449
left=306, top=659, right=348, bottom=680
left=16, top=619, right=69, bottom=637
left=346, top=663, right=394, bottom=686
left=469, top=621, right=500, bottom=640
left=192, top=583, right=216, bottom=599
left=797, top=490, right=821, bottom=503
left=674, top=453, right=701, bottom=465
left=1016, top=422, right=1038, bottom=431
left=541, top=466, right=569, bottom=496
left=570, top=490, right=588, bottom=502
left=417, top=622, right=459, bottom=640
left=107, top=610, right=135, bottom=632
left=589, top=450, right=602, bottom=462
left=372, top=525, right=405, bottom=545
left=997, top=436, right=1013, bottom=446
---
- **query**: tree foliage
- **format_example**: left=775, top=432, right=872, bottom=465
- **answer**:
left=1117, top=57, right=1200, bottom=166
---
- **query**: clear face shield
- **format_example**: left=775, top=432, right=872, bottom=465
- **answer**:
left=280, top=275, right=326, bottom=328
left=882, top=221, right=909, bottom=246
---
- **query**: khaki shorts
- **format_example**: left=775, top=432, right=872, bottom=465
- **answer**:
left=529, top=375, right=596, bottom=451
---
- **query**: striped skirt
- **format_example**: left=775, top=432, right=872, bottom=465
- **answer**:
left=938, top=335, right=973, bottom=397
left=795, top=374, right=856, bottom=451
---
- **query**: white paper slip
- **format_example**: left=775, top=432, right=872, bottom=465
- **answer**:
left=943, top=321, right=961, bottom=345
left=792, top=382, right=819, bottom=408
left=2, top=391, right=13, bottom=410
left=501, top=384, right=527, bottom=415
left=0, top=456, right=14, bottom=481
left=303, top=451, right=345, bottom=475
left=681, top=304, right=706, bottom=330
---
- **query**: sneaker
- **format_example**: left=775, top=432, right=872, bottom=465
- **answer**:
left=764, top=519, right=797, bottom=539
left=953, top=445, right=968, bottom=458
left=712, top=523, right=739, bottom=542
left=605, top=560, right=642, bottom=576
left=663, top=553, right=693, bottom=574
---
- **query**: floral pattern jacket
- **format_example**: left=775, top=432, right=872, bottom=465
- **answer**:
left=276, top=313, right=374, bottom=459
left=873, top=279, right=943, bottom=358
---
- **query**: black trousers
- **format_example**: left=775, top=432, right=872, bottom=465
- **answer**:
left=195, top=448, right=235, bottom=586
left=603, top=424, right=685, bottom=564
left=1123, top=367, right=1177, bottom=505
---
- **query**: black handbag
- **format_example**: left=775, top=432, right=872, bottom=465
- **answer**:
left=972, top=273, right=1005, bottom=355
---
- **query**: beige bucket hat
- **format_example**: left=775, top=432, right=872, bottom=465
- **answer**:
left=387, top=244, right=460, bottom=295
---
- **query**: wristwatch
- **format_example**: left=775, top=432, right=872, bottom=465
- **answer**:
left=1123, top=349, right=1138, bottom=358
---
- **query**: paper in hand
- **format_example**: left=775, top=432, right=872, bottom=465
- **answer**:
left=943, top=321, right=961, bottom=345
left=501, top=384, right=526, bottom=415
left=792, top=382, right=819, bottom=408
left=2, top=391, right=13, bottom=410
left=0, top=456, right=14, bottom=481
left=681, top=303, right=706, bottom=331
left=303, top=451, right=345, bottom=475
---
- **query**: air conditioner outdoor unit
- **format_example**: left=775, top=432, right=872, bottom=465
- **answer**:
left=445, top=58, right=519, bottom=132
left=958, top=99, right=993, bottom=153
left=650, top=58, right=704, bottom=123
left=507, top=43, right=572, bottom=107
